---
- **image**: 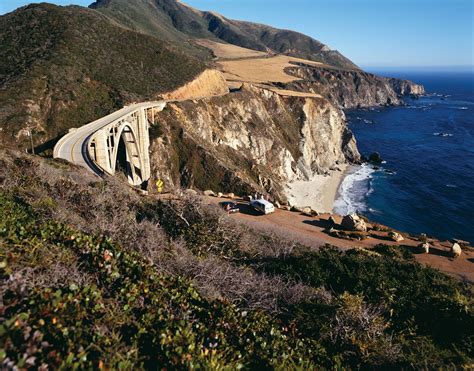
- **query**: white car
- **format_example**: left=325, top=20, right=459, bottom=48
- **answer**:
left=251, top=199, right=275, bottom=215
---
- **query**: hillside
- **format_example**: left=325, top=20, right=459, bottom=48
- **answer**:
left=1, top=149, right=473, bottom=369
left=0, top=3, right=205, bottom=151
left=89, top=0, right=359, bottom=70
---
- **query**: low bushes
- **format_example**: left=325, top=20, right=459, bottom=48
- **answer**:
left=251, top=246, right=474, bottom=368
left=1, top=152, right=473, bottom=369
left=1, top=194, right=323, bottom=369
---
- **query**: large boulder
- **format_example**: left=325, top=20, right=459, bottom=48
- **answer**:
left=388, top=231, right=404, bottom=242
left=204, top=190, right=216, bottom=197
left=291, top=206, right=304, bottom=213
left=451, top=243, right=462, bottom=258
left=341, top=214, right=367, bottom=232
left=302, top=207, right=318, bottom=217
left=369, top=152, right=382, bottom=163
left=418, top=242, right=430, bottom=254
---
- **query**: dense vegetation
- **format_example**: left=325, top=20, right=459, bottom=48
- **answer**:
left=0, top=151, right=472, bottom=369
left=0, top=3, right=205, bottom=151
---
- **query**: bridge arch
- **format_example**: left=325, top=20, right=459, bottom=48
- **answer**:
left=55, top=102, right=166, bottom=188
left=110, top=121, right=146, bottom=186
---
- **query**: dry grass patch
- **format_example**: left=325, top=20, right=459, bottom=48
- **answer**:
left=195, top=39, right=268, bottom=59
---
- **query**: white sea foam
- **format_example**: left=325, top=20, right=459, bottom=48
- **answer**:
left=334, top=164, right=375, bottom=215
left=433, top=132, right=453, bottom=137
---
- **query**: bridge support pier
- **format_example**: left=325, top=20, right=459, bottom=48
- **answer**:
left=86, top=102, right=166, bottom=187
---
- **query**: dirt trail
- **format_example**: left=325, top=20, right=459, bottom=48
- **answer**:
left=204, top=196, right=474, bottom=282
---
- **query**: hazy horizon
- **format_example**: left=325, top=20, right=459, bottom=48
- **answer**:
left=1, top=0, right=472, bottom=68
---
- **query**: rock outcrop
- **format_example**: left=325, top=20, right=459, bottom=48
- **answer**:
left=388, top=231, right=405, bottom=242
left=283, top=65, right=425, bottom=109
left=149, top=84, right=360, bottom=199
left=341, top=214, right=368, bottom=232
left=451, top=243, right=462, bottom=258
left=418, top=243, right=431, bottom=254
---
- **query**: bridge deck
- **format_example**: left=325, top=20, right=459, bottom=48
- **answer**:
left=54, top=101, right=166, bottom=179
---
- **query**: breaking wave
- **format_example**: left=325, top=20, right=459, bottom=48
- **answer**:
left=333, top=164, right=375, bottom=215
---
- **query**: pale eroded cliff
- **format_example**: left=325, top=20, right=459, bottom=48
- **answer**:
left=149, top=84, right=359, bottom=200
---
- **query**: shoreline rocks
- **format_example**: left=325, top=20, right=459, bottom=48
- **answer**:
left=388, top=231, right=404, bottom=243
left=341, top=214, right=367, bottom=232
left=368, top=152, right=382, bottom=164
left=418, top=242, right=430, bottom=254
left=451, top=243, right=462, bottom=258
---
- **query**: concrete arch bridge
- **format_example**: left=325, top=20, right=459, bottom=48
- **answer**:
left=53, top=102, right=166, bottom=187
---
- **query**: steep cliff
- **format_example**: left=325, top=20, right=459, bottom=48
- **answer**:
left=149, top=84, right=359, bottom=200
left=283, top=65, right=425, bottom=108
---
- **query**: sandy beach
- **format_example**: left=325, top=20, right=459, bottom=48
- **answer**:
left=285, top=165, right=348, bottom=213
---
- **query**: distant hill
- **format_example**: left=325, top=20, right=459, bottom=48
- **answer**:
left=0, top=3, right=205, bottom=150
left=89, top=0, right=359, bottom=70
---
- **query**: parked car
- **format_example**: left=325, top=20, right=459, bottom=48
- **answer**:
left=250, top=199, right=275, bottom=215
left=220, top=202, right=240, bottom=214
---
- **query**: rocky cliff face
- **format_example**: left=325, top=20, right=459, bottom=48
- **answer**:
left=149, top=84, right=359, bottom=200
left=283, top=65, right=425, bottom=108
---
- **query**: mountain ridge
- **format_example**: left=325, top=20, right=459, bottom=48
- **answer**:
left=89, top=0, right=359, bottom=70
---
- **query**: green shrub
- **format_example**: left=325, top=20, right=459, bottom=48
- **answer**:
left=250, top=246, right=474, bottom=367
left=1, top=152, right=472, bottom=369
left=0, top=193, right=323, bottom=369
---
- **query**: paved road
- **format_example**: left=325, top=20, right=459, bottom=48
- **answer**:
left=53, top=101, right=165, bottom=175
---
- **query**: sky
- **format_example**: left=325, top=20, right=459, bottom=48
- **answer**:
left=1, top=0, right=472, bottom=68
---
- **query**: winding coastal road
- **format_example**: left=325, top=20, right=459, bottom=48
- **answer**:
left=53, top=101, right=165, bottom=177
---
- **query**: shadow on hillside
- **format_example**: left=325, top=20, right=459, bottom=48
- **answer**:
left=33, top=133, right=64, bottom=156
left=369, top=234, right=396, bottom=242
left=237, top=203, right=265, bottom=217
left=302, top=219, right=331, bottom=229
left=427, top=246, right=453, bottom=258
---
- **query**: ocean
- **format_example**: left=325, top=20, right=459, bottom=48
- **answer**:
left=334, top=69, right=474, bottom=244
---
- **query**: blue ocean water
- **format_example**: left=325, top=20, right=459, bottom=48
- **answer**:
left=334, top=69, right=474, bottom=243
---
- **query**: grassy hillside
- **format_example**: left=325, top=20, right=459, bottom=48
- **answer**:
left=204, top=14, right=359, bottom=70
left=89, top=0, right=213, bottom=59
left=0, top=3, right=205, bottom=152
left=90, top=0, right=359, bottom=70
left=1, top=150, right=472, bottom=369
